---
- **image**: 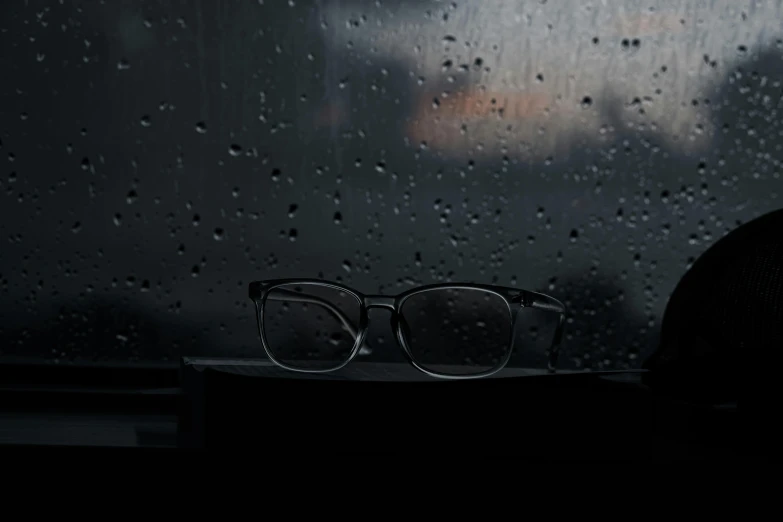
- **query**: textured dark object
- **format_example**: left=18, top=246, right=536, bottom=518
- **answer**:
left=177, top=358, right=753, bottom=457
left=643, top=209, right=783, bottom=405
left=178, top=358, right=656, bottom=457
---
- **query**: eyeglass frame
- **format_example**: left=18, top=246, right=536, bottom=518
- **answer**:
left=249, top=278, right=567, bottom=380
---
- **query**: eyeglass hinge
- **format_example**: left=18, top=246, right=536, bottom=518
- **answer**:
left=510, top=291, right=532, bottom=307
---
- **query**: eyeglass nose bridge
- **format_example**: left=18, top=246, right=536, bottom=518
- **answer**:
left=363, top=295, right=395, bottom=311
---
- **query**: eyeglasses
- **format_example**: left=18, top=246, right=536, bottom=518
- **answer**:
left=248, top=279, right=566, bottom=380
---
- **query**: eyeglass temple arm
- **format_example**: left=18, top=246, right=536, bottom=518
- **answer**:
left=265, top=290, right=372, bottom=354
left=524, top=291, right=566, bottom=372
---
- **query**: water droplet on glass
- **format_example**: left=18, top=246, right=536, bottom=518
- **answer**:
left=288, top=228, right=298, bottom=241
left=213, top=228, right=224, bottom=241
left=117, top=59, right=131, bottom=70
left=288, top=204, right=298, bottom=218
left=113, top=213, right=122, bottom=226
left=342, top=260, right=352, bottom=273
left=195, top=121, right=207, bottom=134
left=71, top=222, right=82, bottom=234
left=228, top=144, right=242, bottom=156
left=191, top=265, right=200, bottom=277
left=140, top=115, right=151, bottom=127
left=126, top=190, right=138, bottom=204
left=271, top=168, right=281, bottom=182
left=581, top=96, right=593, bottom=108
left=333, top=211, right=342, bottom=224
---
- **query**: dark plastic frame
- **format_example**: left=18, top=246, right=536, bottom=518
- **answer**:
left=249, top=279, right=566, bottom=380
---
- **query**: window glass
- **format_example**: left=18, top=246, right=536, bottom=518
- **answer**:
left=1, top=1, right=780, bottom=369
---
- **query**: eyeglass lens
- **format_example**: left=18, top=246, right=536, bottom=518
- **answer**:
left=262, top=283, right=362, bottom=371
left=398, top=288, right=513, bottom=376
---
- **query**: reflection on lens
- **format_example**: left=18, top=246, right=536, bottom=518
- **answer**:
left=399, top=287, right=512, bottom=376
left=262, top=283, right=362, bottom=370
